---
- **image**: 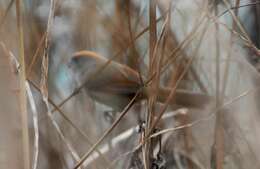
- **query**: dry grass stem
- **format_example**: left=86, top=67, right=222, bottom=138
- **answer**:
left=1, top=1, right=260, bottom=168
left=15, top=0, right=30, bottom=168
left=25, top=81, right=39, bottom=169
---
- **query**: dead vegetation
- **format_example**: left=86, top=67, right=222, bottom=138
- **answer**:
left=1, top=0, right=260, bottom=169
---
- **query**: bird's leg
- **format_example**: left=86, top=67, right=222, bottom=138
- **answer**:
left=103, top=110, right=117, bottom=123
left=136, top=121, right=146, bottom=133
left=151, top=128, right=166, bottom=169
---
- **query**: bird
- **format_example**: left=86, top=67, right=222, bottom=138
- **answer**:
left=67, top=50, right=212, bottom=112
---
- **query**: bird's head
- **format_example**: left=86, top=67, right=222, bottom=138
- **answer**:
left=67, top=50, right=107, bottom=85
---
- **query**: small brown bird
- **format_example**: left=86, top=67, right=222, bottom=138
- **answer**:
left=68, top=50, right=211, bottom=111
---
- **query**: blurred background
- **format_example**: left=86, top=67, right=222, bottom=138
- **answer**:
left=1, top=0, right=260, bottom=168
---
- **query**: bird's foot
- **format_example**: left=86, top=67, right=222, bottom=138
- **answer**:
left=103, top=110, right=117, bottom=123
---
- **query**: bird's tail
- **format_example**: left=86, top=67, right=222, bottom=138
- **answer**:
left=143, top=86, right=213, bottom=109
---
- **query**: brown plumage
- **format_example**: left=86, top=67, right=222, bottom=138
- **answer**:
left=68, top=50, right=212, bottom=111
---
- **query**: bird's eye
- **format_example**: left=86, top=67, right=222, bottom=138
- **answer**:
left=68, top=57, right=80, bottom=68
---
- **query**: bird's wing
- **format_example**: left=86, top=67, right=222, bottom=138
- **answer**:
left=91, top=61, right=141, bottom=95
left=74, top=50, right=142, bottom=95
